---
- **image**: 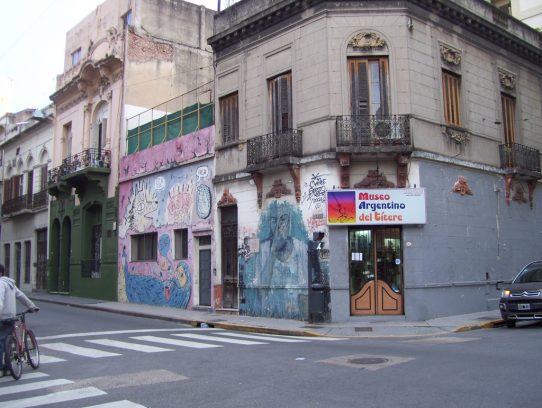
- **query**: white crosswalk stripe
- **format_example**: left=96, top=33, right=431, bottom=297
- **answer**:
left=0, top=386, right=107, bottom=408
left=130, top=335, right=222, bottom=349
left=0, top=378, right=73, bottom=397
left=0, top=372, right=49, bottom=384
left=40, top=343, right=121, bottom=358
left=85, top=339, right=174, bottom=353
left=214, top=332, right=310, bottom=343
left=82, top=401, right=147, bottom=408
left=39, top=355, right=66, bottom=364
left=172, top=333, right=267, bottom=345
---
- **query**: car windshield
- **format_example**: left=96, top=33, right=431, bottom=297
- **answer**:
left=514, top=264, right=542, bottom=283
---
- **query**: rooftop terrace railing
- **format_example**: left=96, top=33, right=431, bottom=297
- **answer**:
left=126, top=82, right=214, bottom=155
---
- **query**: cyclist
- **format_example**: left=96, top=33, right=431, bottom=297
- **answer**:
left=0, top=263, right=39, bottom=374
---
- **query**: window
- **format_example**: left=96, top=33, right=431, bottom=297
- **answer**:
left=71, top=48, right=82, bottom=66
left=501, top=93, right=516, bottom=146
left=24, top=241, right=31, bottom=284
left=349, top=58, right=389, bottom=117
left=268, top=72, right=292, bottom=132
left=131, top=233, right=157, bottom=261
left=174, top=229, right=189, bottom=259
left=4, top=244, right=10, bottom=278
left=63, top=122, right=72, bottom=159
left=40, top=164, right=48, bottom=191
left=220, top=92, right=239, bottom=144
left=442, top=70, right=461, bottom=126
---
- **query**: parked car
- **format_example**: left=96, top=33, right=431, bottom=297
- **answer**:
left=497, top=261, right=542, bottom=328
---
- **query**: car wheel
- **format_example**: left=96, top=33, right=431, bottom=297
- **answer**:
left=505, top=320, right=516, bottom=328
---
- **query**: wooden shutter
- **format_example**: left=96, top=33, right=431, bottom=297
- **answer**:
left=501, top=93, right=515, bottom=146
left=442, top=70, right=461, bottom=126
left=220, top=93, right=239, bottom=144
left=40, top=165, right=48, bottom=191
left=269, top=72, right=292, bottom=132
left=349, top=59, right=369, bottom=116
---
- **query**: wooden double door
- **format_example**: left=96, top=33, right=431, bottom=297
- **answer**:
left=349, top=227, right=403, bottom=315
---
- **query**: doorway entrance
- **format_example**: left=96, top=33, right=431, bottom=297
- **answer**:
left=198, top=236, right=212, bottom=307
left=349, top=227, right=403, bottom=315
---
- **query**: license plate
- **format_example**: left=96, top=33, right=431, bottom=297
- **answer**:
left=518, top=303, right=531, bottom=310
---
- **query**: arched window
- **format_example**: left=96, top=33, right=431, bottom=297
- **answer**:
left=92, top=102, right=108, bottom=152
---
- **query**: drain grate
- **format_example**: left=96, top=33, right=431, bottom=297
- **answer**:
left=348, top=357, right=389, bottom=365
left=354, top=327, right=373, bottom=332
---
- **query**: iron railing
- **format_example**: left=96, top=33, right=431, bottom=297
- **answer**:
left=1, top=190, right=48, bottom=216
left=246, top=128, right=303, bottom=167
left=81, top=259, right=101, bottom=279
left=499, top=143, right=541, bottom=174
left=336, top=114, right=411, bottom=148
left=48, top=148, right=111, bottom=185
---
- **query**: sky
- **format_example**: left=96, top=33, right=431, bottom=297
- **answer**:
left=0, top=0, right=218, bottom=115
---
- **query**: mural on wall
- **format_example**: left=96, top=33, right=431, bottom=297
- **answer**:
left=119, top=127, right=213, bottom=183
left=239, top=201, right=310, bottom=320
left=118, top=155, right=213, bottom=308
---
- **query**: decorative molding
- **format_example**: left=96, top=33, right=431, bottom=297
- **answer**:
left=442, top=126, right=469, bottom=145
left=439, top=43, right=462, bottom=66
left=354, top=170, right=395, bottom=188
left=498, top=69, right=516, bottom=90
left=266, top=179, right=291, bottom=200
left=349, top=32, right=386, bottom=50
left=289, top=165, right=301, bottom=203
left=337, top=153, right=350, bottom=189
left=452, top=176, right=473, bottom=196
left=396, top=154, right=409, bottom=188
left=217, top=188, right=237, bottom=207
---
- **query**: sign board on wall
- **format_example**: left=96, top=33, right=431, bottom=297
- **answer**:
left=327, top=189, right=426, bottom=225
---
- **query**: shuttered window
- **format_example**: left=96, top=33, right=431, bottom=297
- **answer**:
left=349, top=58, right=389, bottom=117
left=442, top=70, right=461, bottom=126
left=40, top=165, right=48, bottom=191
left=501, top=93, right=516, bottom=146
left=220, top=92, right=239, bottom=144
left=269, top=72, right=292, bottom=132
left=131, top=233, right=157, bottom=261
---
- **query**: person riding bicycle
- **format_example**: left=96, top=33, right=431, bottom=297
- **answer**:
left=0, top=263, right=39, bottom=374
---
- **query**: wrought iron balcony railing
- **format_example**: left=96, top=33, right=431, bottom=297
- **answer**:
left=48, top=148, right=111, bottom=185
left=336, top=114, right=411, bottom=148
left=81, top=259, right=101, bottom=279
left=499, top=143, right=541, bottom=175
left=1, top=190, right=48, bottom=216
left=246, top=128, right=303, bottom=167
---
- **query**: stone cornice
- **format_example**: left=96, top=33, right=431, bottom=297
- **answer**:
left=209, top=0, right=542, bottom=66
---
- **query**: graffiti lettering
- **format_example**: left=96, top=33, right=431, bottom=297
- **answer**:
left=302, top=173, right=327, bottom=210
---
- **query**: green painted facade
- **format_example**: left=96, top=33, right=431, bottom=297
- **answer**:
left=48, top=176, right=118, bottom=301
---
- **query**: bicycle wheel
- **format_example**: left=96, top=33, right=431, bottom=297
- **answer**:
left=4, top=335, right=22, bottom=380
left=24, top=329, right=40, bottom=369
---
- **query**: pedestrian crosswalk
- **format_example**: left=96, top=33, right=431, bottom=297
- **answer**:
left=37, top=329, right=344, bottom=364
left=0, top=330, right=344, bottom=407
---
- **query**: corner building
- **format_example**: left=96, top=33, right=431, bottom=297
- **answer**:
left=209, top=0, right=542, bottom=321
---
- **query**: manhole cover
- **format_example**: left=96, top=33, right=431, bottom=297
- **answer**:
left=348, top=357, right=388, bottom=365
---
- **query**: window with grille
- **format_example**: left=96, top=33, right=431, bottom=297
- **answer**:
left=501, top=93, right=516, bottom=146
left=131, top=232, right=157, bottom=261
left=268, top=72, right=292, bottom=132
left=220, top=92, right=239, bottom=144
left=348, top=57, right=389, bottom=117
left=442, top=70, right=461, bottom=126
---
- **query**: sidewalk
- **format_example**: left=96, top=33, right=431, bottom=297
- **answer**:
left=28, top=291, right=504, bottom=339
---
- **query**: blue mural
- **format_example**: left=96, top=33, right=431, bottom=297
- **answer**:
left=121, top=246, right=191, bottom=308
left=239, top=201, right=310, bottom=320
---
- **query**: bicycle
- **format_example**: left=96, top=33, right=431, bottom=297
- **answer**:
left=2, top=309, right=40, bottom=380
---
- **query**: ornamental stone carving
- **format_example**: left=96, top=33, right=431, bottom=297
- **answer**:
left=440, top=44, right=461, bottom=66
left=452, top=176, right=473, bottom=196
left=349, top=32, right=386, bottom=50
left=498, top=70, right=516, bottom=90
left=442, top=126, right=469, bottom=145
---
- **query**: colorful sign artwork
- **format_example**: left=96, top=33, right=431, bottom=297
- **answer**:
left=327, top=189, right=426, bottom=225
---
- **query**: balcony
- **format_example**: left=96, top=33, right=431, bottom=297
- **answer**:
left=1, top=190, right=48, bottom=217
left=499, top=143, right=542, bottom=179
left=48, top=148, right=111, bottom=197
left=246, top=129, right=303, bottom=172
left=336, top=115, right=412, bottom=155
